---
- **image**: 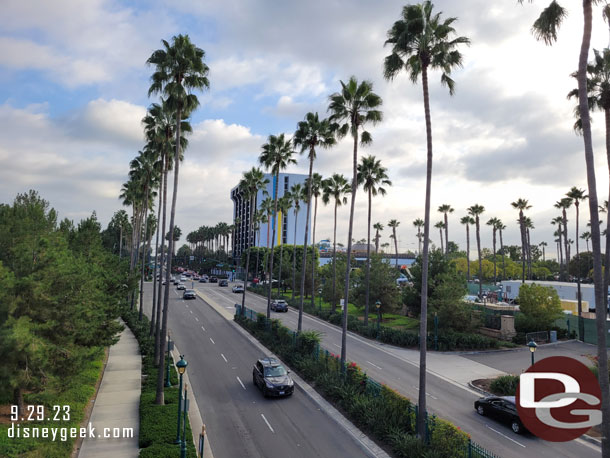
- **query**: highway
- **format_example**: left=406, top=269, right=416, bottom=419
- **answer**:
left=141, top=283, right=368, bottom=458
left=196, top=281, right=602, bottom=458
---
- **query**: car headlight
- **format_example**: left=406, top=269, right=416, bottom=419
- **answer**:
left=265, top=381, right=274, bottom=388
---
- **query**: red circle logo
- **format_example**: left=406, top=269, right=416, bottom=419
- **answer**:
left=516, top=356, right=602, bottom=441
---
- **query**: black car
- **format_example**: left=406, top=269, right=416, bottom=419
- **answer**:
left=209, top=276, right=218, bottom=283
left=270, top=299, right=288, bottom=312
left=219, top=279, right=228, bottom=287
left=252, top=357, right=294, bottom=397
left=183, top=289, right=196, bottom=300
left=198, top=277, right=207, bottom=283
left=474, top=396, right=527, bottom=434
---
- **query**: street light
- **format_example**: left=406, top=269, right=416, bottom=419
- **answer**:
left=165, top=334, right=173, bottom=387
left=318, top=288, right=322, bottom=313
left=375, top=300, right=381, bottom=339
left=181, top=384, right=189, bottom=458
left=527, top=340, right=538, bottom=366
left=175, top=355, right=188, bottom=444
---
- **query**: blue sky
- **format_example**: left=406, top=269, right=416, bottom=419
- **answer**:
left=1, top=0, right=610, bottom=256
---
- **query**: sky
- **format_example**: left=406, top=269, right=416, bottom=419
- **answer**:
left=1, top=0, right=610, bottom=258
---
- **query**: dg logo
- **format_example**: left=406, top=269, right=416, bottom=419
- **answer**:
left=516, top=356, right=602, bottom=441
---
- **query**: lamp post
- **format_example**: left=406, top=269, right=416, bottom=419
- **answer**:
left=375, top=300, right=381, bottom=339
left=175, top=355, right=188, bottom=444
left=318, top=288, right=322, bottom=313
left=527, top=340, right=537, bottom=366
left=165, top=335, right=173, bottom=387
left=181, top=383, right=188, bottom=458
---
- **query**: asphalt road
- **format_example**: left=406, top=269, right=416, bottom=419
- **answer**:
left=197, top=281, right=602, bottom=458
left=141, top=283, right=368, bottom=458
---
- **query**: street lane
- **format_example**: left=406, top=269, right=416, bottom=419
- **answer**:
left=201, top=282, right=601, bottom=458
left=142, top=283, right=369, bottom=458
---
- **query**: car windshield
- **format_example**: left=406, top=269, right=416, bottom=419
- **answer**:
left=264, top=366, right=287, bottom=377
left=275, top=300, right=286, bottom=305
left=185, top=290, right=194, bottom=294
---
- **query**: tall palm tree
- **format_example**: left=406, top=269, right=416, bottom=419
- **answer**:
left=581, top=231, right=591, bottom=252
left=468, top=205, right=485, bottom=297
left=308, top=172, right=324, bottom=308
left=555, top=197, right=573, bottom=275
left=437, top=204, right=454, bottom=255
left=511, top=198, right=531, bottom=284
left=388, top=219, right=400, bottom=268
left=254, top=210, right=267, bottom=280
left=539, top=241, right=547, bottom=262
left=524, top=217, right=534, bottom=280
left=239, top=168, right=269, bottom=314
left=551, top=216, right=565, bottom=271
left=460, top=216, right=474, bottom=282
left=434, top=221, right=444, bottom=254
left=373, top=222, right=384, bottom=254
left=289, top=183, right=305, bottom=301
left=322, top=174, right=350, bottom=313
left=384, top=1, right=469, bottom=438
left=567, top=186, right=588, bottom=341
left=294, top=113, right=336, bottom=331
left=259, top=134, right=297, bottom=318
left=328, top=76, right=382, bottom=372
left=276, top=194, right=292, bottom=296
left=497, top=221, right=507, bottom=281
left=357, top=155, right=392, bottom=326
left=147, top=34, right=209, bottom=405
left=487, top=217, right=501, bottom=284
left=412, top=218, right=424, bottom=255
left=259, top=196, right=274, bottom=278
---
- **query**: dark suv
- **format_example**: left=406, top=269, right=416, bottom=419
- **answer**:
left=209, top=276, right=218, bottom=283
left=252, top=357, right=294, bottom=397
left=270, top=299, right=288, bottom=312
left=219, top=279, right=228, bottom=287
left=474, top=396, right=527, bottom=434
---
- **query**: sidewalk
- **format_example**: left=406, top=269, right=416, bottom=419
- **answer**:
left=78, top=323, right=141, bottom=458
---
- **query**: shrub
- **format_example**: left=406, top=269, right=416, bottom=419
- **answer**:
left=490, top=375, right=519, bottom=396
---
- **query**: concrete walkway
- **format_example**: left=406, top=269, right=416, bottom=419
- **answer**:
left=78, top=324, right=141, bottom=458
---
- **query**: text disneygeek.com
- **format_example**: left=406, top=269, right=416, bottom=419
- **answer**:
left=7, top=422, right=134, bottom=441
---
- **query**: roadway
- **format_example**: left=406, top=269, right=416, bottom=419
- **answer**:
left=196, top=281, right=602, bottom=458
left=141, top=283, right=368, bottom=458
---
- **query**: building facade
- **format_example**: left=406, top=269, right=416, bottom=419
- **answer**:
left=231, top=172, right=310, bottom=262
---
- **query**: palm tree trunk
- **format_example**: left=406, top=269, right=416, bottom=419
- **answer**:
left=154, top=152, right=168, bottom=364
left=156, top=106, right=182, bottom=406
left=364, top=188, right=372, bottom=326
left=476, top=217, right=482, bottom=297
left=266, top=173, right=279, bottom=319
left=394, top=229, right=398, bottom=268
left=418, top=227, right=422, bottom=255
left=578, top=2, right=610, bottom=452
left=563, top=210, right=570, bottom=271
left=575, top=202, right=583, bottom=338
left=439, top=228, right=444, bottom=254
left=241, top=194, right=255, bottom=315
left=255, top=232, right=260, bottom=280
left=500, top=229, right=506, bottom=281
left=299, top=154, right=314, bottom=331
left=119, top=225, right=123, bottom=260
left=340, top=128, right=359, bottom=374
left=332, top=202, right=338, bottom=313
left=519, top=213, right=526, bottom=283
left=558, top=228, right=564, bottom=280
left=375, top=229, right=379, bottom=254
left=444, top=213, right=449, bottom=255
left=492, top=228, right=497, bottom=284
left=417, top=64, right=432, bottom=439
left=278, top=243, right=284, bottom=296
left=604, top=109, right=610, bottom=341
left=311, top=195, right=318, bottom=309
left=138, top=184, right=150, bottom=321
left=466, top=224, right=470, bottom=282
left=527, top=228, right=532, bottom=280
left=291, top=208, right=298, bottom=300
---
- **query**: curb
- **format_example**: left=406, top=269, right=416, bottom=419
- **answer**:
left=196, top=290, right=390, bottom=458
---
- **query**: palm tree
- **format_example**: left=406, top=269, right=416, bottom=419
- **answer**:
left=468, top=205, right=485, bottom=297
left=388, top=219, right=400, bottom=268
left=259, top=134, right=297, bottom=318
left=276, top=194, right=292, bottom=296
left=437, top=204, right=454, bottom=255
left=511, top=198, right=532, bottom=284
left=328, top=76, right=382, bottom=372
left=259, top=196, right=274, bottom=278
left=567, top=186, right=588, bottom=341
left=239, top=168, right=269, bottom=315
left=357, top=155, right=391, bottom=326
left=147, top=34, right=209, bottom=405
left=551, top=216, right=565, bottom=271
left=289, top=183, right=305, bottom=301
left=497, top=220, right=507, bottom=281
left=555, top=197, right=573, bottom=276
left=373, top=222, right=384, bottom=254
left=581, top=231, right=591, bottom=252
left=524, top=217, right=534, bottom=280
left=413, top=218, right=424, bottom=255
left=434, top=221, right=444, bottom=254
left=487, top=217, right=501, bottom=284
left=460, top=216, right=474, bottom=282
left=322, top=174, right=350, bottom=313
left=308, top=172, right=324, bottom=309
left=254, top=210, right=266, bottom=280
left=539, top=241, right=547, bottom=262
left=294, top=113, right=335, bottom=331
left=384, top=1, right=469, bottom=438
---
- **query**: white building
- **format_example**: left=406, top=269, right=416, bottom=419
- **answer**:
left=500, top=280, right=607, bottom=312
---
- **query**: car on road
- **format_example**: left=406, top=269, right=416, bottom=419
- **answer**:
left=183, top=289, right=196, bottom=300
left=180, top=275, right=187, bottom=282
left=252, top=357, right=294, bottom=397
left=176, top=282, right=186, bottom=290
left=162, top=279, right=167, bottom=285
left=219, top=279, right=228, bottom=287
left=232, top=285, right=244, bottom=293
left=474, top=396, right=527, bottom=434
left=270, top=299, right=288, bottom=312
left=209, top=276, right=218, bottom=283
left=198, top=277, right=207, bottom=283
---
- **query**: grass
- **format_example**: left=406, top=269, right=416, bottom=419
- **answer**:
left=0, top=347, right=106, bottom=458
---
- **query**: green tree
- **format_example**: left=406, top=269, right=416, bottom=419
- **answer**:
left=289, top=183, right=306, bottom=301
left=413, top=218, right=424, bottom=255
left=567, top=186, right=588, bottom=340
left=437, top=204, right=454, bottom=255
left=384, top=1, right=469, bottom=438
left=357, top=155, right=391, bottom=326
left=373, top=222, right=384, bottom=254
left=276, top=194, right=292, bottom=295
left=516, top=283, right=564, bottom=332
left=352, top=254, right=400, bottom=318
left=307, top=172, right=324, bottom=309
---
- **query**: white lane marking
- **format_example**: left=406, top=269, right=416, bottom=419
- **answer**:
left=261, top=414, right=275, bottom=433
left=189, top=310, right=193, bottom=314
left=486, top=425, right=526, bottom=448
left=365, top=360, right=382, bottom=370
left=413, top=386, right=438, bottom=400
left=195, top=317, right=199, bottom=322
left=201, top=325, right=206, bottom=332
left=210, top=338, right=215, bottom=344
left=221, top=353, right=228, bottom=363
left=236, top=376, right=246, bottom=390
left=333, top=344, right=341, bottom=349
left=185, top=303, right=189, bottom=307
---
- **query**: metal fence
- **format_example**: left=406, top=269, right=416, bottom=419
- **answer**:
left=526, top=331, right=549, bottom=343
left=553, top=314, right=610, bottom=347
left=236, top=304, right=500, bottom=458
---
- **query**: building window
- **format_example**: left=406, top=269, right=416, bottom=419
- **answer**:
left=284, top=176, right=289, bottom=192
left=282, top=213, right=288, bottom=244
